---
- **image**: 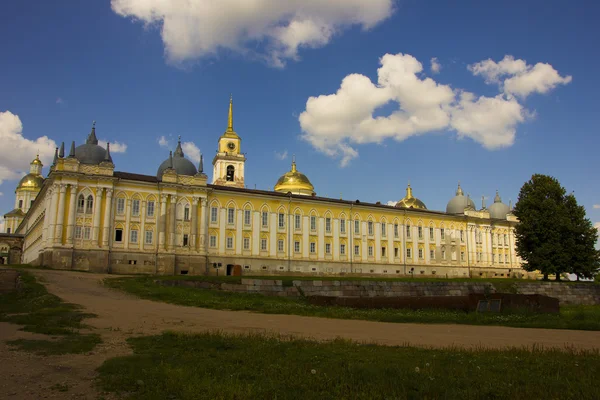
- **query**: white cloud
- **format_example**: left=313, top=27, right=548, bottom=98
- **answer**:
left=182, top=141, right=201, bottom=163
left=275, top=150, right=288, bottom=160
left=0, top=216, right=4, bottom=233
left=386, top=200, right=396, bottom=206
left=0, top=111, right=56, bottom=185
left=299, top=53, right=568, bottom=166
left=158, top=135, right=170, bottom=148
left=469, top=55, right=572, bottom=98
left=430, top=57, right=441, bottom=74
left=0, top=192, right=3, bottom=196
left=593, top=205, right=600, bottom=209
left=595, top=222, right=600, bottom=231
left=98, top=140, right=128, bottom=153
left=111, top=0, right=394, bottom=67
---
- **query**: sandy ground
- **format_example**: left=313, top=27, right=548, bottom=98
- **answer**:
left=2, top=269, right=600, bottom=399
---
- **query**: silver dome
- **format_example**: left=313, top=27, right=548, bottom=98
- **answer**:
left=446, top=183, right=476, bottom=214
left=157, top=138, right=197, bottom=179
left=488, top=191, right=510, bottom=219
left=75, top=123, right=108, bottom=165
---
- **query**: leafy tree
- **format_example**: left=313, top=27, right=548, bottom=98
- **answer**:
left=513, top=174, right=599, bottom=280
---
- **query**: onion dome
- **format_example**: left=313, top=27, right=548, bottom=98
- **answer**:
left=74, top=121, right=108, bottom=165
left=274, top=156, right=315, bottom=196
left=17, top=154, right=44, bottom=190
left=156, top=136, right=197, bottom=179
left=446, top=183, right=476, bottom=214
left=395, top=183, right=427, bottom=209
left=488, top=190, right=510, bottom=219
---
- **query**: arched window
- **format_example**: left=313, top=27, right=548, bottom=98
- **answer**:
left=77, top=195, right=85, bottom=213
left=184, top=205, right=190, bottom=221
left=86, top=195, right=93, bottom=214
left=226, top=165, right=235, bottom=182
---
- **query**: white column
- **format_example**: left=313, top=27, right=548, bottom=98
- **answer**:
left=333, top=219, right=339, bottom=261
left=191, top=197, right=198, bottom=251
left=168, top=195, right=176, bottom=250
left=47, top=185, right=60, bottom=244
left=92, top=188, right=104, bottom=244
left=124, top=198, right=131, bottom=249
left=199, top=198, right=207, bottom=251
left=159, top=195, right=167, bottom=249
left=42, top=192, right=51, bottom=245
left=66, top=184, right=78, bottom=245
left=102, top=189, right=113, bottom=247
left=54, top=184, right=66, bottom=244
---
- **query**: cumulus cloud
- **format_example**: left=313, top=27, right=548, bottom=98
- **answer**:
left=386, top=200, right=397, bottom=206
left=430, top=57, right=441, bottom=74
left=111, top=0, right=394, bottom=67
left=182, top=141, right=201, bottom=163
left=469, top=55, right=572, bottom=98
left=98, top=140, right=128, bottom=153
left=299, top=53, right=568, bottom=166
left=158, top=135, right=170, bottom=148
left=0, top=111, right=56, bottom=185
left=275, top=150, right=288, bottom=160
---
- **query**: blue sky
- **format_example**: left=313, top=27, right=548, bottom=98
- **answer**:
left=1, top=0, right=598, bottom=227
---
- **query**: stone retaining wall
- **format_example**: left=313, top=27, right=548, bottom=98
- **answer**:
left=0, top=269, right=22, bottom=293
left=157, top=278, right=600, bottom=305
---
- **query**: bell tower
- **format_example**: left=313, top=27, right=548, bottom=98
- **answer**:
left=212, top=95, right=246, bottom=188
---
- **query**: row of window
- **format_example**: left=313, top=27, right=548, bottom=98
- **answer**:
left=113, top=228, right=154, bottom=245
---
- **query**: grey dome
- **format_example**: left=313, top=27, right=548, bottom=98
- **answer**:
left=446, top=184, right=476, bottom=214
left=488, top=191, right=510, bottom=219
left=74, top=123, right=107, bottom=165
left=157, top=138, right=197, bottom=179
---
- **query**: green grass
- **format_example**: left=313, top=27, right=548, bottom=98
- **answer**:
left=0, top=271, right=101, bottom=354
left=97, top=331, right=600, bottom=400
left=105, top=276, right=600, bottom=330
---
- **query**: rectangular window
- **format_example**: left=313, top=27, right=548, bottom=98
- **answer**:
left=182, top=234, right=189, bottom=246
left=262, top=211, right=268, bottom=228
left=77, top=197, right=85, bottom=213
left=278, top=213, right=285, bottom=228
left=84, top=227, right=91, bottom=240
left=184, top=207, right=190, bottom=221
left=406, top=248, right=412, bottom=258
left=381, top=223, right=386, bottom=237
left=310, top=242, right=316, bottom=253
left=368, top=246, right=373, bottom=257
left=295, top=214, right=301, bottom=230
left=244, top=209, right=251, bottom=226
left=440, top=228, right=445, bottom=240
left=461, top=251, right=465, bottom=261
left=340, top=244, right=346, bottom=255
left=504, top=234, right=508, bottom=245
left=116, top=198, right=125, bottom=215
left=394, top=247, right=399, bottom=258
left=418, top=226, right=423, bottom=239
left=75, top=226, right=82, bottom=239
left=354, top=245, right=360, bottom=256
left=368, top=221, right=373, bottom=235
left=30, top=200, right=34, bottom=208
left=130, top=230, right=138, bottom=243
left=226, top=237, right=233, bottom=249
left=228, top=208, right=235, bottom=225
left=18, top=199, right=23, bottom=208
left=381, top=247, right=386, bottom=257
left=145, top=231, right=153, bottom=244
left=278, top=240, right=284, bottom=252
left=418, top=248, right=423, bottom=259
left=243, top=237, right=250, bottom=250
left=147, top=201, right=155, bottom=217
left=406, top=225, right=411, bottom=238
left=340, top=219, right=346, bottom=234
left=294, top=241, right=300, bottom=253
left=261, top=238, right=267, bottom=251
left=310, top=216, right=317, bottom=231
left=430, top=249, right=435, bottom=259
left=325, top=243, right=331, bottom=254
left=210, top=235, right=217, bottom=248
left=442, top=250, right=446, bottom=259
left=394, top=224, right=399, bottom=238
left=460, top=230, right=464, bottom=242
left=325, top=217, right=331, bottom=233
left=211, top=207, right=218, bottom=223
left=115, top=228, right=123, bottom=242
left=354, top=220, right=360, bottom=234
left=132, top=199, right=140, bottom=216
left=430, top=228, right=434, bottom=241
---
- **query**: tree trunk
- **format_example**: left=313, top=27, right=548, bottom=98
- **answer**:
left=577, top=275, right=580, bottom=282
left=556, top=272, right=561, bottom=281
left=543, top=273, right=548, bottom=281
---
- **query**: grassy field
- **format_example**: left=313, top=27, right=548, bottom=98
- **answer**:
left=0, top=271, right=101, bottom=355
left=104, top=276, right=600, bottom=330
left=97, top=331, right=600, bottom=400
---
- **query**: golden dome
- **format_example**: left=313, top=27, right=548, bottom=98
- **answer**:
left=274, top=158, right=315, bottom=196
left=31, top=154, right=42, bottom=166
left=17, top=173, right=44, bottom=190
left=395, top=184, right=427, bottom=209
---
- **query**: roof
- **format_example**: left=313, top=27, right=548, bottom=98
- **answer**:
left=114, top=171, right=159, bottom=183
left=3, top=208, right=25, bottom=218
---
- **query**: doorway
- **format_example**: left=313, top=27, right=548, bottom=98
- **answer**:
left=226, top=264, right=242, bottom=276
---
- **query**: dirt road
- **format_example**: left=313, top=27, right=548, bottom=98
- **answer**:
left=2, top=269, right=600, bottom=399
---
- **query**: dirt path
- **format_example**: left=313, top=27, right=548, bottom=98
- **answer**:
left=2, top=269, right=600, bottom=399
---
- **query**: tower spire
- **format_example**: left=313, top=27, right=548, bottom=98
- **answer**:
left=227, top=94, right=234, bottom=132
left=291, top=154, right=297, bottom=172
left=406, top=182, right=413, bottom=199
left=175, top=135, right=184, bottom=157
left=87, top=121, right=98, bottom=145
